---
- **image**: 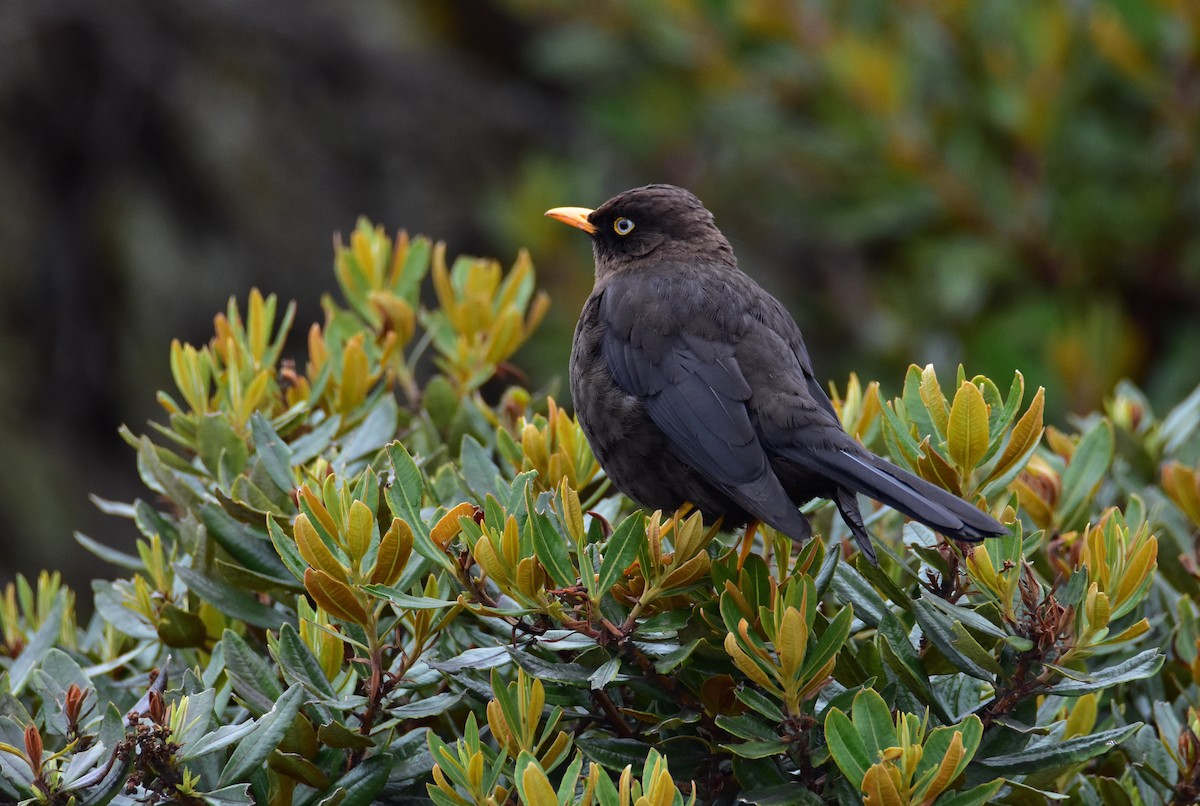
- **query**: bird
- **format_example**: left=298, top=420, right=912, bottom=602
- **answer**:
left=545, top=184, right=1005, bottom=564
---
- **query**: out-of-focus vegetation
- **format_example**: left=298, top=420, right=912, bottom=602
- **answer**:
left=506, top=0, right=1200, bottom=419
left=1, top=1, right=1196, bottom=608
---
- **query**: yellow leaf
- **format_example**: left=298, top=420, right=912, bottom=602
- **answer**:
left=300, top=485, right=340, bottom=544
left=919, top=364, right=949, bottom=437
left=294, top=515, right=348, bottom=582
left=948, top=381, right=989, bottom=473
left=368, top=518, right=412, bottom=586
left=559, top=477, right=585, bottom=543
left=1113, top=535, right=1157, bottom=608
left=346, top=500, right=373, bottom=566
left=862, top=762, right=906, bottom=806
left=989, top=386, right=1045, bottom=484
left=520, top=763, right=559, bottom=806
left=775, top=607, right=808, bottom=681
left=1163, top=462, right=1200, bottom=527
left=337, top=335, right=370, bottom=415
left=656, top=552, right=711, bottom=592
left=1065, top=693, right=1097, bottom=738
left=916, top=436, right=961, bottom=494
left=919, top=731, right=964, bottom=804
left=304, top=569, right=368, bottom=625
left=724, top=629, right=782, bottom=695
left=473, top=537, right=507, bottom=585
left=487, top=700, right=516, bottom=755
left=432, top=503, right=477, bottom=549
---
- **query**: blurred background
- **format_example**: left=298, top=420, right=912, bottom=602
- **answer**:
left=1, top=0, right=1197, bottom=590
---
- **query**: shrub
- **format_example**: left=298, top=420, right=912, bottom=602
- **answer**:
left=1, top=220, right=1198, bottom=805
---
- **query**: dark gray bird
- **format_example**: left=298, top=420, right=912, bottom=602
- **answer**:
left=546, top=184, right=1005, bottom=563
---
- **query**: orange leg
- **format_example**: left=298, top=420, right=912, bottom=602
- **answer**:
left=737, top=519, right=760, bottom=570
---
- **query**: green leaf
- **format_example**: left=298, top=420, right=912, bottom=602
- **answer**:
left=385, top=441, right=450, bottom=572
left=1057, top=420, right=1115, bottom=529
left=178, top=721, right=257, bottom=762
left=716, top=713, right=780, bottom=742
left=824, top=706, right=870, bottom=789
left=948, top=381, right=989, bottom=473
left=198, top=413, right=249, bottom=478
left=831, top=565, right=889, bottom=627
left=8, top=591, right=67, bottom=695
left=976, top=723, right=1141, bottom=775
left=74, top=531, right=142, bottom=570
left=851, top=688, right=898, bottom=762
left=721, top=738, right=791, bottom=759
left=736, top=687, right=785, bottom=723
left=174, top=565, right=289, bottom=632
left=201, top=503, right=292, bottom=581
left=270, top=623, right=338, bottom=700
left=219, top=683, right=305, bottom=787
left=391, top=692, right=463, bottom=719
left=1044, top=650, right=1163, bottom=696
left=911, top=598, right=996, bottom=681
left=249, top=412, right=295, bottom=495
left=325, top=751, right=393, bottom=806
left=596, top=512, right=643, bottom=598
left=653, top=639, right=702, bottom=674
left=575, top=736, right=651, bottom=771
left=933, top=780, right=1006, bottom=806
left=509, top=649, right=594, bottom=686
left=220, top=628, right=285, bottom=714
left=876, top=613, right=950, bottom=724
left=336, top=395, right=399, bottom=470
left=529, top=509, right=577, bottom=588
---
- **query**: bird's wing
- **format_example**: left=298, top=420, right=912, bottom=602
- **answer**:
left=741, top=299, right=1006, bottom=543
left=599, top=290, right=810, bottom=540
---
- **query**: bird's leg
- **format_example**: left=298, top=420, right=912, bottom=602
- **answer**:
left=737, top=519, right=761, bottom=570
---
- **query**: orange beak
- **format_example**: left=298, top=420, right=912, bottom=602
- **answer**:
left=544, top=206, right=597, bottom=234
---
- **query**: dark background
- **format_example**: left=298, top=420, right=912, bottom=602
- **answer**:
left=2, top=0, right=1197, bottom=590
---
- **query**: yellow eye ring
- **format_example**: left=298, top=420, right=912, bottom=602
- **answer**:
left=613, top=217, right=635, bottom=236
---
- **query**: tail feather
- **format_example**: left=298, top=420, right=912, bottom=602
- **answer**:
left=801, top=449, right=1006, bottom=541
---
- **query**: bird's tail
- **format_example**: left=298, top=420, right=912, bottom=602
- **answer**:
left=805, top=449, right=1006, bottom=541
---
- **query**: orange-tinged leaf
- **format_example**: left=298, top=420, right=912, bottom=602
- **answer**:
left=989, top=386, right=1045, bottom=482
left=337, top=335, right=370, bottom=415
left=916, top=436, right=962, bottom=494
left=920, top=731, right=964, bottom=803
left=294, top=514, right=348, bottom=582
left=1012, top=477, right=1055, bottom=528
left=300, top=485, right=340, bottom=543
left=657, top=552, right=710, bottom=592
left=862, top=762, right=905, bottom=806
left=558, top=477, right=585, bottom=542
left=724, top=631, right=780, bottom=694
left=432, top=503, right=478, bottom=548
left=368, top=517, right=412, bottom=586
left=1113, top=535, right=1157, bottom=608
left=948, top=381, right=989, bottom=472
left=1163, top=462, right=1200, bottom=527
left=304, top=568, right=368, bottom=625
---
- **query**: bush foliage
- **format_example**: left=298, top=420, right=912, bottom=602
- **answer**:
left=2, top=221, right=1199, bottom=805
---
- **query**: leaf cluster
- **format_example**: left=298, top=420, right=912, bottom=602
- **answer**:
left=1, top=221, right=1199, bottom=805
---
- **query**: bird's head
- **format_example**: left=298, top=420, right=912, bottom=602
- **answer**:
left=546, top=184, right=734, bottom=276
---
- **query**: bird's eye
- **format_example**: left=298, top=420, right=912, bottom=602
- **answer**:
left=613, top=217, right=635, bottom=236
